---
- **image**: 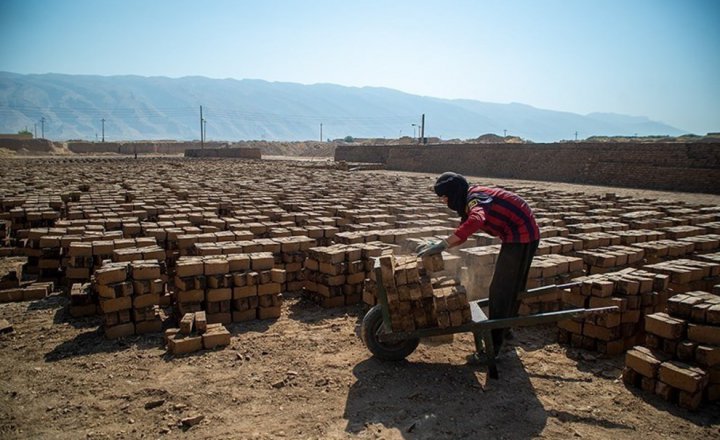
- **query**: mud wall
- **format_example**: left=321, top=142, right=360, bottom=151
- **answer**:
left=184, top=148, right=262, bottom=159
left=334, top=145, right=392, bottom=163
left=0, top=138, right=54, bottom=152
left=67, top=141, right=228, bottom=154
left=336, top=142, right=720, bottom=194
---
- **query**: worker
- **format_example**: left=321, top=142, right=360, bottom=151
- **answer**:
left=417, top=171, right=540, bottom=363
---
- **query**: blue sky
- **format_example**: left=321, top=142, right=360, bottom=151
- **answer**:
left=1, top=0, right=718, bottom=134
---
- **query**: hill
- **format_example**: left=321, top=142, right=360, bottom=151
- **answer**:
left=0, top=72, right=687, bottom=142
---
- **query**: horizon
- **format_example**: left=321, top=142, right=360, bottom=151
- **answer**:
left=1, top=0, right=719, bottom=135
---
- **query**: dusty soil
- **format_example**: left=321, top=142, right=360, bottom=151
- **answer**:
left=1, top=162, right=719, bottom=439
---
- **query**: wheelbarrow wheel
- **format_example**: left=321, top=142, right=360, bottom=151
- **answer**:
left=361, top=305, right=419, bottom=361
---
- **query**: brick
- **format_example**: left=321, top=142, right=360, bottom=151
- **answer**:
left=195, top=311, right=207, bottom=333
left=168, top=335, right=203, bottom=354
left=69, top=303, right=97, bottom=317
left=658, top=360, right=708, bottom=393
left=206, top=288, right=232, bottom=302
left=207, top=312, right=232, bottom=325
left=654, top=381, right=676, bottom=401
left=233, top=285, right=257, bottom=299
left=625, top=346, right=665, bottom=378
left=202, top=323, right=230, bottom=349
left=94, top=265, right=127, bottom=285
left=257, top=283, right=282, bottom=296
left=250, top=253, right=275, bottom=271
left=258, top=306, right=281, bottom=319
left=204, top=258, right=229, bottom=275
left=678, top=390, right=703, bottom=410
left=131, top=262, right=161, bottom=280
left=179, top=312, right=195, bottom=335
left=695, top=345, right=720, bottom=368
left=99, top=296, right=132, bottom=313
left=707, top=304, right=720, bottom=325
left=133, top=292, right=159, bottom=308
left=176, top=259, right=204, bottom=277
left=645, top=313, right=686, bottom=340
left=232, top=309, right=256, bottom=322
left=687, top=323, right=720, bottom=345
left=177, top=289, right=205, bottom=303
left=226, top=254, right=250, bottom=272
left=105, top=322, right=135, bottom=339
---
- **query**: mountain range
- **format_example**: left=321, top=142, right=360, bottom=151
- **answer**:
left=0, top=72, right=686, bottom=143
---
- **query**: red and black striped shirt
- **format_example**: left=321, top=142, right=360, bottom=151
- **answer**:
left=454, top=185, right=540, bottom=244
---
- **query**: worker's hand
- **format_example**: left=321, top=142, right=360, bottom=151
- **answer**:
left=416, top=239, right=448, bottom=257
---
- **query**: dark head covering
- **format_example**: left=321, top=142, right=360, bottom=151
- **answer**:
left=434, top=172, right=469, bottom=220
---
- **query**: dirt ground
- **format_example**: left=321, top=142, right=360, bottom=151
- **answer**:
left=1, top=163, right=719, bottom=439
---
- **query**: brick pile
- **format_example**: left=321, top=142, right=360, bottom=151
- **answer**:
left=373, top=254, right=472, bottom=332
left=0, top=282, right=54, bottom=304
left=174, top=252, right=285, bottom=324
left=622, top=289, right=720, bottom=410
left=519, top=254, right=585, bottom=315
left=165, top=311, right=231, bottom=354
left=643, top=256, right=720, bottom=293
left=92, top=260, right=166, bottom=339
left=557, top=268, right=671, bottom=355
left=66, top=237, right=157, bottom=284
left=304, top=243, right=390, bottom=308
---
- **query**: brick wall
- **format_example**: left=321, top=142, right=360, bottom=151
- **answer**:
left=0, top=138, right=53, bottom=152
left=334, top=145, right=392, bottom=163
left=184, top=148, right=262, bottom=159
left=67, top=141, right=228, bottom=154
left=335, top=142, right=720, bottom=194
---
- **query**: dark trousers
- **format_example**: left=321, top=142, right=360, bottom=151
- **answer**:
left=488, top=240, right=539, bottom=353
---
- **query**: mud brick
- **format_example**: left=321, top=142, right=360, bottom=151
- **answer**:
left=581, top=336, right=596, bottom=351
left=622, top=367, right=640, bottom=387
left=676, top=340, right=698, bottom=362
left=557, top=319, right=583, bottom=334
left=97, top=281, right=132, bottom=299
left=246, top=272, right=259, bottom=286
left=207, top=312, right=232, bottom=325
left=94, top=265, right=127, bottom=285
left=258, top=294, right=280, bottom=308
left=589, top=296, right=627, bottom=312
left=68, top=241, right=93, bottom=257
left=436, top=311, right=451, bottom=329
left=204, top=258, right=229, bottom=275
left=270, top=268, right=287, bottom=283
left=224, top=254, right=248, bottom=272
left=318, top=294, right=345, bottom=308
left=614, top=278, right=640, bottom=295
left=654, top=381, right=677, bottom=401
left=595, top=311, right=622, bottom=328
left=257, top=282, right=282, bottom=296
left=568, top=332, right=584, bottom=348
left=626, top=346, right=666, bottom=378
left=66, top=267, right=91, bottom=280
left=640, top=376, right=657, bottom=393
left=93, top=240, right=115, bottom=256
left=304, top=258, right=320, bottom=271
left=690, top=303, right=712, bottom=324
left=658, top=360, right=708, bottom=393
left=421, top=254, right=445, bottom=273
left=591, top=280, right=614, bottom=298
left=258, top=306, right=281, bottom=319
left=179, top=312, right=195, bottom=335
left=561, top=291, right=589, bottom=308
left=645, top=313, right=686, bottom=340
left=250, top=253, right=275, bottom=271
left=132, top=306, right=157, bottom=322
left=604, top=339, right=626, bottom=356
left=202, top=323, right=231, bottom=349
left=173, top=276, right=195, bottom=291
left=176, top=259, right=204, bottom=277
left=177, top=289, right=205, bottom=303
left=583, top=322, right=620, bottom=341
left=661, top=339, right=678, bottom=357
left=133, top=293, right=159, bottom=309
left=232, top=309, right=257, bottom=322
left=168, top=334, right=203, bottom=354
left=206, top=274, right=230, bottom=289
left=130, top=262, right=161, bottom=280
left=99, top=295, right=132, bottom=314
left=206, top=301, right=220, bottom=314
left=695, top=345, right=720, bottom=367
left=206, top=288, right=232, bottom=302
left=21, top=286, right=47, bottom=300
left=258, top=270, right=273, bottom=284
left=707, top=304, right=720, bottom=325
left=688, top=323, right=720, bottom=345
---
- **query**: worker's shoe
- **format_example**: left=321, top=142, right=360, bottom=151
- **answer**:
left=465, top=350, right=502, bottom=366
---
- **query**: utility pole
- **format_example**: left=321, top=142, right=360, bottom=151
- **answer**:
left=101, top=118, right=105, bottom=142
left=34, top=124, right=37, bottom=138
left=504, top=129, right=507, bottom=137
left=420, top=113, right=425, bottom=144
left=575, top=131, right=578, bottom=142
left=203, top=118, right=207, bottom=142
left=320, top=123, right=323, bottom=142
left=200, top=106, right=204, bottom=149
left=40, top=117, right=45, bottom=139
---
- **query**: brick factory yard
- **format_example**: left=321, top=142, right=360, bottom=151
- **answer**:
left=0, top=156, right=719, bottom=439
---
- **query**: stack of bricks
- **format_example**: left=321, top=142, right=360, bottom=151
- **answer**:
left=458, top=245, right=500, bottom=301
left=374, top=254, right=472, bottom=332
left=165, top=311, right=231, bottom=354
left=575, top=245, right=645, bottom=275
left=305, top=243, right=385, bottom=308
left=174, top=252, right=285, bottom=324
left=93, top=260, right=165, bottom=339
left=557, top=268, right=670, bottom=355
left=66, top=237, right=157, bottom=285
left=622, top=288, right=720, bottom=410
left=643, top=257, right=720, bottom=293
left=519, top=254, right=585, bottom=316
left=68, top=282, right=96, bottom=317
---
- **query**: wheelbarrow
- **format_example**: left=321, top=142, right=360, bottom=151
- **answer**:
left=361, top=259, right=618, bottom=378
